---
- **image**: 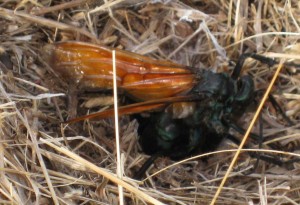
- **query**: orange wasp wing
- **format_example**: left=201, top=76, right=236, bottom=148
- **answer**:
left=43, top=41, right=196, bottom=101
left=66, top=95, right=202, bottom=124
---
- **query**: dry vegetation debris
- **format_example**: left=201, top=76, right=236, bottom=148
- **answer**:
left=0, top=0, right=300, bottom=204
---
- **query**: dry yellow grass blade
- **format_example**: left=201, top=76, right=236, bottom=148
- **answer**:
left=40, top=138, right=165, bottom=205
left=0, top=0, right=299, bottom=204
left=211, top=62, right=285, bottom=204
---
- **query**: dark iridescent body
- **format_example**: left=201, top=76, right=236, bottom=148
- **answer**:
left=138, top=70, right=254, bottom=160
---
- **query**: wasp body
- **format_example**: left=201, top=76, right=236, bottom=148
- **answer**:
left=44, top=41, right=277, bottom=177
left=137, top=70, right=254, bottom=160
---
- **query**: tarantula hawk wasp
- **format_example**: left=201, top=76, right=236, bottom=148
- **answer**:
left=43, top=41, right=298, bottom=179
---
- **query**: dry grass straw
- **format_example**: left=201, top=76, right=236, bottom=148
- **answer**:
left=0, top=0, right=300, bottom=204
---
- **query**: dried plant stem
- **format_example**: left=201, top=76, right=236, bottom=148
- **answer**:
left=211, top=62, right=285, bottom=204
left=40, top=138, right=165, bottom=205
left=32, top=0, right=87, bottom=16
left=112, top=50, right=124, bottom=205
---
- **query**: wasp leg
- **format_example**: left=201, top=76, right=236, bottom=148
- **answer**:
left=268, top=94, right=294, bottom=126
left=251, top=91, right=295, bottom=145
left=254, top=90, right=294, bottom=126
left=222, top=116, right=265, bottom=143
left=232, top=53, right=300, bottom=80
left=134, top=153, right=161, bottom=180
left=231, top=53, right=277, bottom=80
left=226, top=132, right=300, bottom=174
left=224, top=118, right=283, bottom=150
left=225, top=115, right=300, bottom=172
left=222, top=113, right=263, bottom=175
left=241, top=115, right=264, bottom=175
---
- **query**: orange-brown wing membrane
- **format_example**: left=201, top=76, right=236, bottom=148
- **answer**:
left=43, top=41, right=196, bottom=100
left=66, top=104, right=164, bottom=124
left=66, top=95, right=200, bottom=123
